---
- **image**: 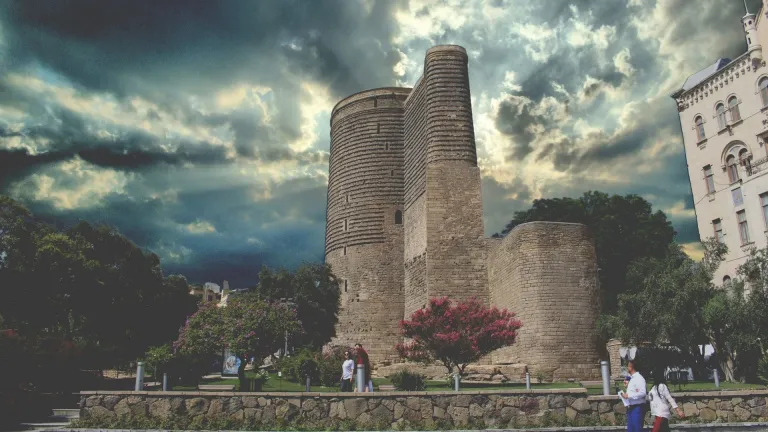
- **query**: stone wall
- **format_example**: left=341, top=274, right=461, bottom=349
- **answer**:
left=79, top=390, right=768, bottom=428
left=422, top=45, right=489, bottom=306
left=326, top=88, right=410, bottom=363
left=488, top=222, right=601, bottom=380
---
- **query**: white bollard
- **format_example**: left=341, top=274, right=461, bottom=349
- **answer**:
left=135, top=362, right=144, bottom=391
left=453, top=374, right=460, bottom=392
left=306, top=375, right=311, bottom=392
left=356, top=363, right=365, bottom=392
left=525, top=372, right=531, bottom=390
left=162, top=373, right=168, bottom=391
left=714, top=368, right=720, bottom=388
left=601, top=361, right=611, bottom=396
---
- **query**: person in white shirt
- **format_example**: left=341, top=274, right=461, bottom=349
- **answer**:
left=648, top=369, right=684, bottom=432
left=620, top=360, right=647, bottom=432
left=340, top=350, right=354, bottom=392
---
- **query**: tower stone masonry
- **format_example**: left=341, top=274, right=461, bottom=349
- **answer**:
left=326, top=45, right=601, bottom=380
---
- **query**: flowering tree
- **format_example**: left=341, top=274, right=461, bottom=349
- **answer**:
left=175, top=294, right=301, bottom=389
left=396, top=297, right=522, bottom=377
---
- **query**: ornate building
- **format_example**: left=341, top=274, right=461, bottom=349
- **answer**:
left=671, top=0, right=768, bottom=289
left=324, top=45, right=603, bottom=380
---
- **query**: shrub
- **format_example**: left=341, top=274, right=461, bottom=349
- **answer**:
left=389, top=369, right=427, bottom=391
left=758, top=354, right=768, bottom=384
left=317, top=345, right=353, bottom=387
left=278, top=349, right=319, bottom=383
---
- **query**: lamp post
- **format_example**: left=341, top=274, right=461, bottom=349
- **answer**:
left=279, top=297, right=296, bottom=357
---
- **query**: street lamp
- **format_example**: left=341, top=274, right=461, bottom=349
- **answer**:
left=279, top=297, right=296, bottom=358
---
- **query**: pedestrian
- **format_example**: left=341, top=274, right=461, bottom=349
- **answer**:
left=340, top=350, right=354, bottom=392
left=648, top=368, right=684, bottom=432
left=353, top=343, right=373, bottom=392
left=620, top=359, right=647, bottom=432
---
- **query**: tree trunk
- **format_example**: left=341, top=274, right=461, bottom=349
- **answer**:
left=711, top=334, right=736, bottom=382
left=238, top=356, right=248, bottom=392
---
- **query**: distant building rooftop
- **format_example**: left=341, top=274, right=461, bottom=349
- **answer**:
left=681, top=58, right=732, bottom=92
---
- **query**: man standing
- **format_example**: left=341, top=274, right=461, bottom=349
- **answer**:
left=340, top=350, right=354, bottom=392
left=621, top=359, right=647, bottom=432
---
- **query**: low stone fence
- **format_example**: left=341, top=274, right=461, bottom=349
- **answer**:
left=79, top=389, right=768, bottom=429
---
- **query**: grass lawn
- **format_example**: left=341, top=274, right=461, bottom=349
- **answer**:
left=164, top=373, right=766, bottom=394
left=583, top=381, right=767, bottom=395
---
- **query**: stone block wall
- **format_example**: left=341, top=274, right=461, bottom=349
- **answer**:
left=326, top=88, right=410, bottom=363
left=79, top=390, right=768, bottom=429
left=422, top=45, right=488, bottom=306
left=403, top=75, right=428, bottom=320
left=488, top=222, right=601, bottom=380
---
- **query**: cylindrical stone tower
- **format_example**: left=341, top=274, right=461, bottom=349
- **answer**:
left=423, top=45, right=488, bottom=306
left=487, top=222, right=602, bottom=380
left=326, top=87, right=411, bottom=364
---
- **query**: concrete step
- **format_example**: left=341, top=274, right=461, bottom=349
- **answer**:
left=52, top=409, right=79, bottom=419
left=20, top=421, right=71, bottom=431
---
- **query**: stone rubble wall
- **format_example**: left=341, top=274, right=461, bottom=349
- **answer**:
left=79, top=390, right=768, bottom=429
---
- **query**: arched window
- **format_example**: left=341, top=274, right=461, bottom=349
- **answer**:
left=739, top=148, right=749, bottom=164
left=716, top=103, right=726, bottom=129
left=727, top=154, right=740, bottom=183
left=760, top=77, right=768, bottom=106
left=394, top=210, right=403, bottom=225
left=729, top=96, right=741, bottom=122
left=695, top=116, right=706, bottom=141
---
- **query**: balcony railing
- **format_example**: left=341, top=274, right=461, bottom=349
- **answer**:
left=747, top=156, right=768, bottom=176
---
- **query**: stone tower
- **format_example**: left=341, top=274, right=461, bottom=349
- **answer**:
left=325, top=45, right=602, bottom=379
left=326, top=88, right=410, bottom=362
left=403, top=45, right=488, bottom=319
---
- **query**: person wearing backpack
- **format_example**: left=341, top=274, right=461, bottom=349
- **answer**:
left=648, top=368, right=685, bottom=432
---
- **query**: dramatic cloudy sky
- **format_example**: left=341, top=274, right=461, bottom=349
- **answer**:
left=0, top=0, right=760, bottom=287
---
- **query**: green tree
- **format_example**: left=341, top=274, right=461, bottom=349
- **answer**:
left=0, top=196, right=197, bottom=369
left=252, top=263, right=340, bottom=350
left=498, top=191, right=675, bottom=313
left=705, top=246, right=768, bottom=382
left=175, top=294, right=301, bottom=389
left=598, top=242, right=717, bottom=371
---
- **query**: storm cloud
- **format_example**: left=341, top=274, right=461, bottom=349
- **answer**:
left=0, top=0, right=759, bottom=285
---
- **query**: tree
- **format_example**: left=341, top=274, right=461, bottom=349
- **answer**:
left=175, top=294, right=301, bottom=389
left=251, top=263, right=340, bottom=350
left=498, top=191, right=675, bottom=313
left=704, top=246, right=768, bottom=382
left=598, top=242, right=718, bottom=376
left=0, top=196, right=197, bottom=369
left=395, top=297, right=521, bottom=377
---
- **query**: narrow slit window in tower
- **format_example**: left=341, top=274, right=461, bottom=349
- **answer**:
left=395, top=210, right=403, bottom=225
left=344, top=280, right=348, bottom=292
left=343, top=219, right=348, bottom=231
left=385, top=142, right=389, bottom=150
left=390, top=169, right=394, bottom=176
left=343, top=246, right=347, bottom=255
left=377, top=123, right=380, bottom=134
left=373, top=97, right=377, bottom=107
left=345, top=194, right=349, bottom=203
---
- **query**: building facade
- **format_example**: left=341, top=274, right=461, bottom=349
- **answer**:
left=672, top=0, right=768, bottom=288
left=325, top=45, right=603, bottom=380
